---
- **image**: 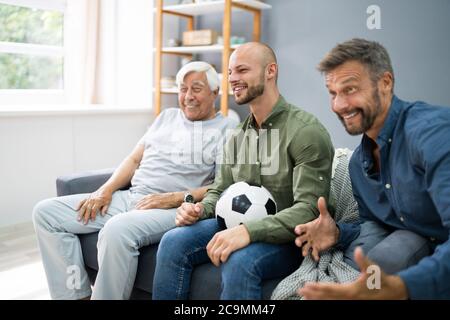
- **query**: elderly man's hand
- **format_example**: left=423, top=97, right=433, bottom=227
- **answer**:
left=294, top=197, right=339, bottom=261
left=77, top=188, right=112, bottom=225
left=299, top=247, right=409, bottom=300
left=206, top=225, right=250, bottom=267
left=175, top=202, right=204, bottom=227
left=135, top=192, right=183, bottom=210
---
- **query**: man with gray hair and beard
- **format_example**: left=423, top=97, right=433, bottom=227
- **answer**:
left=32, top=61, right=238, bottom=300
left=295, top=38, right=450, bottom=299
left=153, top=42, right=334, bottom=299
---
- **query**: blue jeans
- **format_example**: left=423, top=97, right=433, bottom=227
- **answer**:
left=152, top=218, right=302, bottom=300
left=344, top=221, right=433, bottom=274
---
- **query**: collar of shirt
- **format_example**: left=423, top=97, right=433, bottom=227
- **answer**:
left=376, top=95, right=403, bottom=145
left=246, top=95, right=288, bottom=130
left=359, top=95, right=404, bottom=171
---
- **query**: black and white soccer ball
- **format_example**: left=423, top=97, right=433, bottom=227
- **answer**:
left=215, top=181, right=277, bottom=229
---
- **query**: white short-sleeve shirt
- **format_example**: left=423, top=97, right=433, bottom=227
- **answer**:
left=130, top=108, right=238, bottom=196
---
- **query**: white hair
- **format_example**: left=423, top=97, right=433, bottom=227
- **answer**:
left=176, top=61, right=220, bottom=91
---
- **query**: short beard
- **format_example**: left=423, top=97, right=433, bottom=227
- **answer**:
left=235, top=71, right=266, bottom=105
left=236, top=84, right=265, bottom=105
left=341, top=86, right=382, bottom=136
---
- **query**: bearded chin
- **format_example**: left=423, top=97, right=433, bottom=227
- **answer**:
left=341, top=87, right=382, bottom=136
left=236, top=83, right=265, bottom=105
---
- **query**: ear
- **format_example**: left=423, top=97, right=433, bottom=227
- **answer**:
left=379, top=71, right=393, bottom=94
left=266, top=63, right=278, bottom=81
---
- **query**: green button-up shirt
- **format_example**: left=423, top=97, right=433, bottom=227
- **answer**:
left=201, top=95, right=334, bottom=243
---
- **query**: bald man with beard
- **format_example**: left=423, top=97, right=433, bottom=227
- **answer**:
left=152, top=42, right=335, bottom=300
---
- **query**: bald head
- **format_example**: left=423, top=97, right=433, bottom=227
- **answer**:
left=231, top=42, right=277, bottom=69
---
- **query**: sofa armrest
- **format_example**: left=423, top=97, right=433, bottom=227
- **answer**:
left=56, top=168, right=117, bottom=196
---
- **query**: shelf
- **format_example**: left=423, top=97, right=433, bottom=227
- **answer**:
left=162, top=44, right=240, bottom=54
left=163, top=0, right=271, bottom=16
left=154, top=0, right=270, bottom=116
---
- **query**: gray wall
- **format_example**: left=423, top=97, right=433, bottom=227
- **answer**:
left=199, top=0, right=450, bottom=149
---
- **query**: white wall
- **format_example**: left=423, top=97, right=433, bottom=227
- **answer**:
left=0, top=110, right=154, bottom=228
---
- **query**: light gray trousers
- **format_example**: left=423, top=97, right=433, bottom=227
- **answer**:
left=32, top=190, right=177, bottom=300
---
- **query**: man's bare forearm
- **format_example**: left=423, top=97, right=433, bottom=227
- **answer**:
left=101, top=158, right=138, bottom=193
left=166, top=186, right=210, bottom=209
left=100, top=145, right=144, bottom=194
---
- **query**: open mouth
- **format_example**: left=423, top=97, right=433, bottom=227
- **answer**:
left=184, top=102, right=199, bottom=109
left=342, top=110, right=360, bottom=120
left=232, top=85, right=247, bottom=94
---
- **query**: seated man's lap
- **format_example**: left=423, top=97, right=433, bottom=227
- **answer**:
left=367, top=229, right=433, bottom=274
left=159, top=218, right=302, bottom=276
left=99, top=208, right=178, bottom=247
left=344, top=221, right=433, bottom=273
left=158, top=218, right=220, bottom=263
left=222, top=241, right=302, bottom=280
left=343, top=220, right=391, bottom=269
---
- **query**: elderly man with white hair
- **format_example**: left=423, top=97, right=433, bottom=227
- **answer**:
left=32, top=61, right=238, bottom=300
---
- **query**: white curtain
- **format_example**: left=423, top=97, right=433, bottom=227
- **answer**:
left=65, top=0, right=100, bottom=104
left=65, top=0, right=154, bottom=107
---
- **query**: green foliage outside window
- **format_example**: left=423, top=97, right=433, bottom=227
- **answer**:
left=0, top=4, right=64, bottom=89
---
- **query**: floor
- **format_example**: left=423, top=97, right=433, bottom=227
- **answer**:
left=0, top=222, right=51, bottom=300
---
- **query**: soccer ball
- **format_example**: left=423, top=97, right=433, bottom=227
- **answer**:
left=215, top=181, right=277, bottom=229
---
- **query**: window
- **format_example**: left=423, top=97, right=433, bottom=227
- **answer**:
left=0, top=0, right=66, bottom=104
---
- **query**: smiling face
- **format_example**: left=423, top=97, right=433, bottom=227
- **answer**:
left=178, top=71, right=217, bottom=121
left=325, top=60, right=386, bottom=136
left=228, top=48, right=266, bottom=105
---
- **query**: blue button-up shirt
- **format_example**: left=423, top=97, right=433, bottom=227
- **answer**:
left=337, top=95, right=450, bottom=299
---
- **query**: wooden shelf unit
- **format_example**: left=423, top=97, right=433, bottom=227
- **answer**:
left=154, top=0, right=271, bottom=116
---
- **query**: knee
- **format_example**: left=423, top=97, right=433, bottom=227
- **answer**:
left=157, top=227, right=190, bottom=261
left=32, top=198, right=56, bottom=228
left=222, top=249, right=257, bottom=280
left=367, top=230, right=431, bottom=274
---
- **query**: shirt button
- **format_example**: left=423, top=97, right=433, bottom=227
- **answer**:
left=256, top=161, right=260, bottom=165
left=385, top=183, right=391, bottom=189
left=388, top=138, right=392, bottom=143
left=430, top=237, right=436, bottom=242
left=400, top=216, right=405, bottom=222
left=269, top=123, right=272, bottom=127
left=319, top=176, right=324, bottom=181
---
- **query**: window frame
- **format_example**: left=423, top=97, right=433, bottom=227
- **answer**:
left=0, top=0, right=67, bottom=105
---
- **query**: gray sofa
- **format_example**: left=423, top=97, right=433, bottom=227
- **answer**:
left=56, top=148, right=354, bottom=300
left=56, top=169, right=282, bottom=300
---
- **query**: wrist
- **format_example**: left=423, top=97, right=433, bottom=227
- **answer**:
left=99, top=185, right=114, bottom=195
left=183, top=191, right=195, bottom=204
left=175, top=192, right=186, bottom=206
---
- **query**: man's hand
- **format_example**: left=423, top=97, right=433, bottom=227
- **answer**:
left=76, top=188, right=113, bottom=225
left=294, top=197, right=339, bottom=261
left=206, top=224, right=250, bottom=267
left=175, top=202, right=204, bottom=227
left=135, top=192, right=183, bottom=210
left=299, top=247, right=409, bottom=300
